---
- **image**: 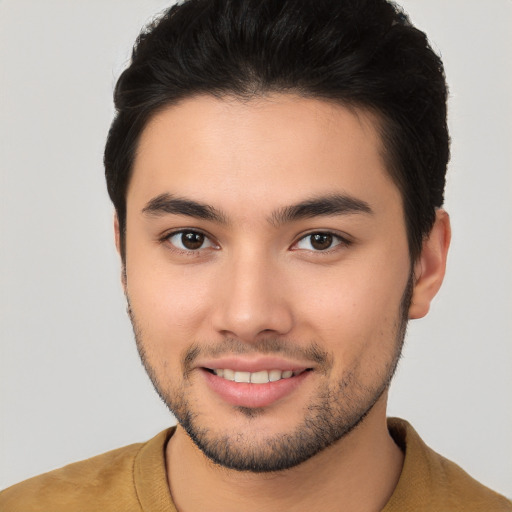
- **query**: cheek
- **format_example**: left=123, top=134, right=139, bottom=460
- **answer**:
left=292, top=251, right=410, bottom=363
left=125, top=255, right=217, bottom=348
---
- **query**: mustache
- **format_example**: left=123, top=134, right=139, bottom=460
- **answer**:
left=182, top=338, right=333, bottom=376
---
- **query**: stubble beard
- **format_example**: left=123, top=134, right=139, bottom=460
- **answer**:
left=127, top=273, right=413, bottom=473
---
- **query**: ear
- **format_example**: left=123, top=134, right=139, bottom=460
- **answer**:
left=114, top=213, right=127, bottom=291
left=409, top=209, right=451, bottom=319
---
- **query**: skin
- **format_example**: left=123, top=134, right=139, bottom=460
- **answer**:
left=117, top=94, right=450, bottom=512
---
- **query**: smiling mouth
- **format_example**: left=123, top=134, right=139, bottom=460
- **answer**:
left=204, top=368, right=311, bottom=384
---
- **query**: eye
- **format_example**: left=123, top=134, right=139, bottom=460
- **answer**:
left=294, top=232, right=346, bottom=251
left=166, top=230, right=216, bottom=251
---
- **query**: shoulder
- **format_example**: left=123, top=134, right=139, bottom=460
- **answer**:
left=0, top=430, right=171, bottom=512
left=386, top=418, right=512, bottom=512
left=429, top=448, right=512, bottom=511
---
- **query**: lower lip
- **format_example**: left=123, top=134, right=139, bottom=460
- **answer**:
left=201, top=369, right=311, bottom=408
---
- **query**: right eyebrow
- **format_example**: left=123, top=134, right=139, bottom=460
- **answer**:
left=142, top=193, right=228, bottom=224
left=269, top=193, right=373, bottom=227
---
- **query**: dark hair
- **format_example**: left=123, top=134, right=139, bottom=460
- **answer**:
left=104, top=0, right=449, bottom=262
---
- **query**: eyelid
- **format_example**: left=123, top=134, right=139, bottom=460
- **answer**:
left=160, top=228, right=219, bottom=252
left=291, top=230, right=353, bottom=252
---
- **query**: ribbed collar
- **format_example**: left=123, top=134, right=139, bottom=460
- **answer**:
left=134, top=427, right=177, bottom=512
left=132, top=418, right=507, bottom=511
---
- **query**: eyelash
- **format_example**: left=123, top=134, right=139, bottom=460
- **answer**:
left=292, top=231, right=352, bottom=253
left=160, top=229, right=218, bottom=255
left=160, top=229, right=352, bottom=255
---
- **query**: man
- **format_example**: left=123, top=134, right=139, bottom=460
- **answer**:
left=1, top=0, right=510, bottom=510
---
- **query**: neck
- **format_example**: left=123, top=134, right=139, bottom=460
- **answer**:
left=165, top=395, right=403, bottom=512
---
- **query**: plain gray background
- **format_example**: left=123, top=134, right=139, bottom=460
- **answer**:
left=1, top=0, right=511, bottom=497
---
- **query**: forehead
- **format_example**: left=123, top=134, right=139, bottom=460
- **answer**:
left=128, top=94, right=400, bottom=216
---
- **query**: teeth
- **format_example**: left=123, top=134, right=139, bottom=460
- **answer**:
left=234, top=371, right=251, bottom=383
left=212, top=368, right=301, bottom=384
left=222, top=369, right=235, bottom=381
left=269, top=369, right=282, bottom=382
left=250, top=370, right=269, bottom=384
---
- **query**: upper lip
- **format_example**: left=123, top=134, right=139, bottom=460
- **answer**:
left=197, top=356, right=313, bottom=373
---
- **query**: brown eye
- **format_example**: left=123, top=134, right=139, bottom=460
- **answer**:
left=295, top=232, right=345, bottom=252
left=181, top=232, right=204, bottom=250
left=310, top=233, right=333, bottom=250
left=167, top=230, right=214, bottom=251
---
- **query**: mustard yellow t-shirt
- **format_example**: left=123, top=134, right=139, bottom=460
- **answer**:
left=1, top=418, right=510, bottom=511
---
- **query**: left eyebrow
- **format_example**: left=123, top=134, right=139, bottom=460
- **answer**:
left=142, top=193, right=228, bottom=224
left=269, top=194, right=373, bottom=226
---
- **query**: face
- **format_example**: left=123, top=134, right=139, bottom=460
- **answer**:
left=122, top=94, right=413, bottom=472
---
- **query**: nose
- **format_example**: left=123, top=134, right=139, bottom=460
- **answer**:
left=211, top=251, right=294, bottom=342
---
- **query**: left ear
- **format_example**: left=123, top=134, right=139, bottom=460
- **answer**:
left=409, top=209, right=451, bottom=319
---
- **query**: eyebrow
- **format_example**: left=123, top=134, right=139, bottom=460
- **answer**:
left=269, top=194, right=373, bottom=226
left=142, top=192, right=372, bottom=226
left=142, top=193, right=228, bottom=224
